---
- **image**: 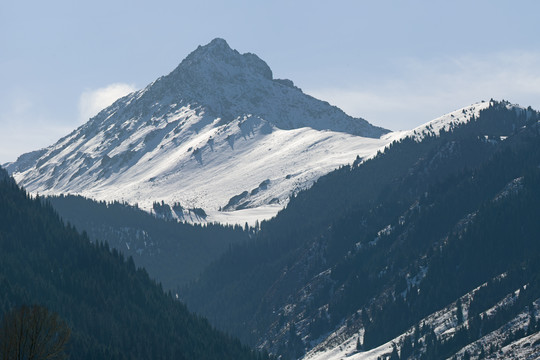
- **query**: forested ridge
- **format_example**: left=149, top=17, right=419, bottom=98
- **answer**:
left=47, top=194, right=251, bottom=289
left=0, top=169, right=268, bottom=360
left=182, top=101, right=540, bottom=358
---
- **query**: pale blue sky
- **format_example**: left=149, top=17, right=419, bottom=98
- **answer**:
left=1, top=0, right=540, bottom=163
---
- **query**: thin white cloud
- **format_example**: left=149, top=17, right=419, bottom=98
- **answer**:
left=307, top=51, right=540, bottom=131
left=78, top=83, right=136, bottom=122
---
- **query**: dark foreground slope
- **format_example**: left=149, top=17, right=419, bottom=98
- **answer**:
left=0, top=169, right=267, bottom=360
left=47, top=194, right=250, bottom=289
left=182, top=101, right=540, bottom=358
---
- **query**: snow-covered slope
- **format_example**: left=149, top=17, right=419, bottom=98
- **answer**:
left=382, top=100, right=492, bottom=145
left=303, top=277, right=540, bottom=360
left=3, top=38, right=392, bottom=224
left=4, top=38, right=503, bottom=225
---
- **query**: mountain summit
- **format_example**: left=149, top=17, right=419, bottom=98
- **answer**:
left=122, top=37, right=387, bottom=136
left=177, top=38, right=274, bottom=81
left=6, top=38, right=391, bottom=223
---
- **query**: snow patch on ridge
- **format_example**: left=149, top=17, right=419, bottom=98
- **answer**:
left=380, top=100, right=492, bottom=146
left=303, top=274, right=539, bottom=360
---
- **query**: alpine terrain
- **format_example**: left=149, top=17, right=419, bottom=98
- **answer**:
left=36, top=101, right=497, bottom=292
left=182, top=100, right=540, bottom=359
left=0, top=167, right=268, bottom=360
left=3, top=36, right=540, bottom=360
left=4, top=38, right=389, bottom=224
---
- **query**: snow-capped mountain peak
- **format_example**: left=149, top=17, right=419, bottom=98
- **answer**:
left=177, top=37, right=273, bottom=81
left=4, top=39, right=390, bottom=224
left=5, top=35, right=519, bottom=226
